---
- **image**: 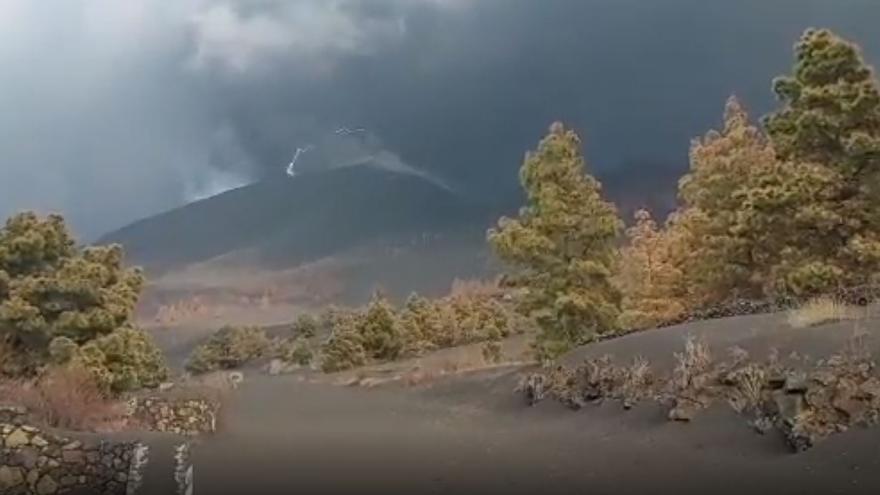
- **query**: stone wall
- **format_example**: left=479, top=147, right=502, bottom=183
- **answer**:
left=0, top=407, right=146, bottom=495
left=132, top=398, right=218, bottom=436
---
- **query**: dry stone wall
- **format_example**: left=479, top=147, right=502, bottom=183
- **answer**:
left=132, top=397, right=218, bottom=436
left=0, top=407, right=146, bottom=495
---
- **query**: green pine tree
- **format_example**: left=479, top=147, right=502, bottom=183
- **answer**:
left=359, top=291, right=402, bottom=361
left=764, top=28, right=880, bottom=292
left=488, top=122, right=623, bottom=360
left=0, top=211, right=166, bottom=389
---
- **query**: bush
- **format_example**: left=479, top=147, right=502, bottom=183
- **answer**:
left=186, top=326, right=270, bottom=374
left=316, top=285, right=524, bottom=372
left=359, top=293, right=403, bottom=361
left=48, top=328, right=168, bottom=395
left=291, top=313, right=318, bottom=338
left=275, top=337, right=314, bottom=367
left=0, top=365, right=129, bottom=431
left=87, top=328, right=169, bottom=393
left=321, top=325, right=366, bottom=373
left=0, top=212, right=168, bottom=392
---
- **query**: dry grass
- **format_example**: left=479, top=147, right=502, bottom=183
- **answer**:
left=787, top=297, right=865, bottom=329
left=0, top=366, right=130, bottom=432
left=620, top=356, right=654, bottom=405
left=672, top=335, right=713, bottom=391
left=725, top=363, right=767, bottom=414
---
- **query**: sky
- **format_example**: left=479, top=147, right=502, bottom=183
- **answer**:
left=1, top=0, right=879, bottom=239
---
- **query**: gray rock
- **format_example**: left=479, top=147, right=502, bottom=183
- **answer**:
left=35, top=474, right=58, bottom=494
left=668, top=400, right=701, bottom=422
left=784, top=372, right=808, bottom=394
left=773, top=392, right=805, bottom=421
left=13, top=447, right=39, bottom=469
left=0, top=466, right=25, bottom=489
left=62, top=449, right=85, bottom=464
left=5, top=428, right=30, bottom=448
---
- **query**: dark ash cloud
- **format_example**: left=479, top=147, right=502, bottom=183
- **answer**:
left=2, top=0, right=879, bottom=238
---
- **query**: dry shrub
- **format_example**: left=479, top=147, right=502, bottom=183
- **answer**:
left=672, top=335, right=713, bottom=391
left=620, top=356, right=655, bottom=406
left=725, top=363, right=767, bottom=414
left=481, top=340, right=503, bottom=364
left=0, top=366, right=129, bottom=432
left=787, top=297, right=864, bottom=329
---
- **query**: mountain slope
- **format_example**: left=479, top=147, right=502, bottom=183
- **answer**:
left=100, top=166, right=510, bottom=316
left=101, top=165, right=500, bottom=273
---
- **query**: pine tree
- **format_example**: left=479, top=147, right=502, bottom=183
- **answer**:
left=668, top=96, right=844, bottom=302
left=0, top=211, right=166, bottom=387
left=358, top=291, right=402, bottom=361
left=673, top=96, right=783, bottom=303
left=764, top=28, right=880, bottom=292
left=617, top=209, right=686, bottom=330
left=488, top=122, right=622, bottom=359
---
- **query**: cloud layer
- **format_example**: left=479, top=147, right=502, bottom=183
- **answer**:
left=1, top=0, right=879, bottom=238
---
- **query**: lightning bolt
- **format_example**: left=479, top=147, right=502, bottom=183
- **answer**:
left=286, top=145, right=314, bottom=177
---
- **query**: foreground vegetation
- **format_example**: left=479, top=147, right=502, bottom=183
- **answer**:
left=185, top=281, right=529, bottom=375
left=0, top=213, right=167, bottom=394
left=492, top=28, right=880, bottom=359
left=520, top=332, right=880, bottom=452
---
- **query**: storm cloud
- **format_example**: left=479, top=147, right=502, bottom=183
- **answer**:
left=1, top=0, right=879, bottom=238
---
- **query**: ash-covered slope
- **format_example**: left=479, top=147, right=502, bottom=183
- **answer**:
left=100, top=165, right=502, bottom=275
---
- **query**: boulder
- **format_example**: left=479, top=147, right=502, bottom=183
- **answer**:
left=5, top=428, right=30, bottom=448
left=0, top=466, right=25, bottom=490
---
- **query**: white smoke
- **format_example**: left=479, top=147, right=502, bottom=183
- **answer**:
left=284, top=127, right=453, bottom=191
left=184, top=169, right=251, bottom=202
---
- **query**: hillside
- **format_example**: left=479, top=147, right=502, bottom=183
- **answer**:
left=101, top=165, right=501, bottom=272
left=99, top=165, right=511, bottom=319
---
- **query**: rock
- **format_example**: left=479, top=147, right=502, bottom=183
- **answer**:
left=62, top=450, right=85, bottom=464
left=159, top=382, right=176, bottom=392
left=751, top=416, right=775, bottom=435
left=812, top=370, right=837, bottom=387
left=831, top=379, right=868, bottom=420
left=267, top=359, right=285, bottom=376
left=0, top=405, right=27, bottom=415
left=35, top=474, right=58, bottom=494
left=30, top=435, right=48, bottom=448
left=767, top=373, right=786, bottom=390
left=5, top=428, right=30, bottom=448
left=62, top=441, right=82, bottom=450
left=0, top=466, right=25, bottom=489
left=784, top=372, right=808, bottom=394
left=773, top=392, right=806, bottom=422
left=858, top=378, right=880, bottom=398
left=668, top=401, right=700, bottom=422
left=13, top=447, right=40, bottom=469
